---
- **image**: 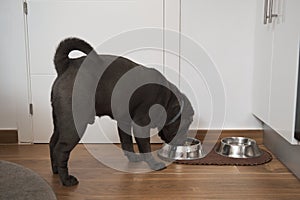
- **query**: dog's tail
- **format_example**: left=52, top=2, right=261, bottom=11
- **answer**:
left=54, top=37, right=96, bottom=75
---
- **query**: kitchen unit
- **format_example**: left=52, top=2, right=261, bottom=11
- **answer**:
left=20, top=0, right=258, bottom=143
left=252, top=0, right=300, bottom=177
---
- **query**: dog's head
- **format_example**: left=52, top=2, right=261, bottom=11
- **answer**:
left=158, top=94, right=194, bottom=145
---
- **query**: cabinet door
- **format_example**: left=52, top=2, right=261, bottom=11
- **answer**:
left=181, top=0, right=259, bottom=129
left=27, top=0, right=164, bottom=143
left=252, top=0, right=274, bottom=124
left=269, top=0, right=300, bottom=144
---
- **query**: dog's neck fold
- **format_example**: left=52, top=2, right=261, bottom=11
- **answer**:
left=166, top=99, right=184, bottom=126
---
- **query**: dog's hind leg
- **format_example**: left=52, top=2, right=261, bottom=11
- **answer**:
left=132, top=124, right=166, bottom=171
left=54, top=127, right=81, bottom=186
left=50, top=109, right=60, bottom=174
left=49, top=128, right=59, bottom=174
left=117, top=123, right=143, bottom=162
left=53, top=110, right=87, bottom=186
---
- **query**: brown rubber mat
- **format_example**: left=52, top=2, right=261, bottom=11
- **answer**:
left=175, top=145, right=272, bottom=166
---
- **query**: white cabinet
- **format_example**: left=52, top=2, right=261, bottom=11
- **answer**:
left=252, top=0, right=273, bottom=123
left=31, top=76, right=55, bottom=143
left=27, top=0, right=166, bottom=143
left=253, top=0, right=300, bottom=144
left=269, top=0, right=300, bottom=143
left=21, top=0, right=261, bottom=143
left=180, top=0, right=259, bottom=129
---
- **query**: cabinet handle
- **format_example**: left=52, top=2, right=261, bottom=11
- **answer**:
left=263, top=0, right=269, bottom=24
left=268, top=0, right=278, bottom=23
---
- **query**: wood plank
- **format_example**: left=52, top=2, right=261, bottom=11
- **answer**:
left=1, top=142, right=300, bottom=200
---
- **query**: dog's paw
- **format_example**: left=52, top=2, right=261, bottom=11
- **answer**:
left=148, top=161, right=166, bottom=171
left=62, top=175, right=79, bottom=186
left=141, top=153, right=167, bottom=171
left=125, top=152, right=143, bottom=162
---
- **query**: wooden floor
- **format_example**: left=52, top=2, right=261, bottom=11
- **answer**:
left=1, top=143, right=300, bottom=200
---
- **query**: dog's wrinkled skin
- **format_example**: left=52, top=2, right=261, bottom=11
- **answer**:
left=50, top=38, right=194, bottom=186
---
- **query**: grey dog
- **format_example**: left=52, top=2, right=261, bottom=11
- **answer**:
left=50, top=38, right=194, bottom=186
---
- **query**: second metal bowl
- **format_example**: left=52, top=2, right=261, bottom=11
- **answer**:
left=215, top=137, right=262, bottom=158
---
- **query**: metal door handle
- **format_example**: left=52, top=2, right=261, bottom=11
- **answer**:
left=268, top=0, right=278, bottom=23
left=263, top=0, right=269, bottom=24
left=263, top=0, right=278, bottom=25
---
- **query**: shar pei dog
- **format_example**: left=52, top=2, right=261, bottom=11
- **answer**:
left=50, top=38, right=194, bottom=186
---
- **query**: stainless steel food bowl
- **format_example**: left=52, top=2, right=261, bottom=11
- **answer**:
left=157, top=137, right=204, bottom=160
left=215, top=137, right=262, bottom=158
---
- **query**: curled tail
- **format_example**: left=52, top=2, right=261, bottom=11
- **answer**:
left=54, top=37, right=96, bottom=75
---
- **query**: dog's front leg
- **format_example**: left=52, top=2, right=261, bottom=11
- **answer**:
left=117, top=123, right=143, bottom=162
left=132, top=124, right=166, bottom=171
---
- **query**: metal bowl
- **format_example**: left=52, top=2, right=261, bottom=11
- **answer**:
left=157, top=137, right=204, bottom=160
left=215, top=137, right=262, bottom=158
